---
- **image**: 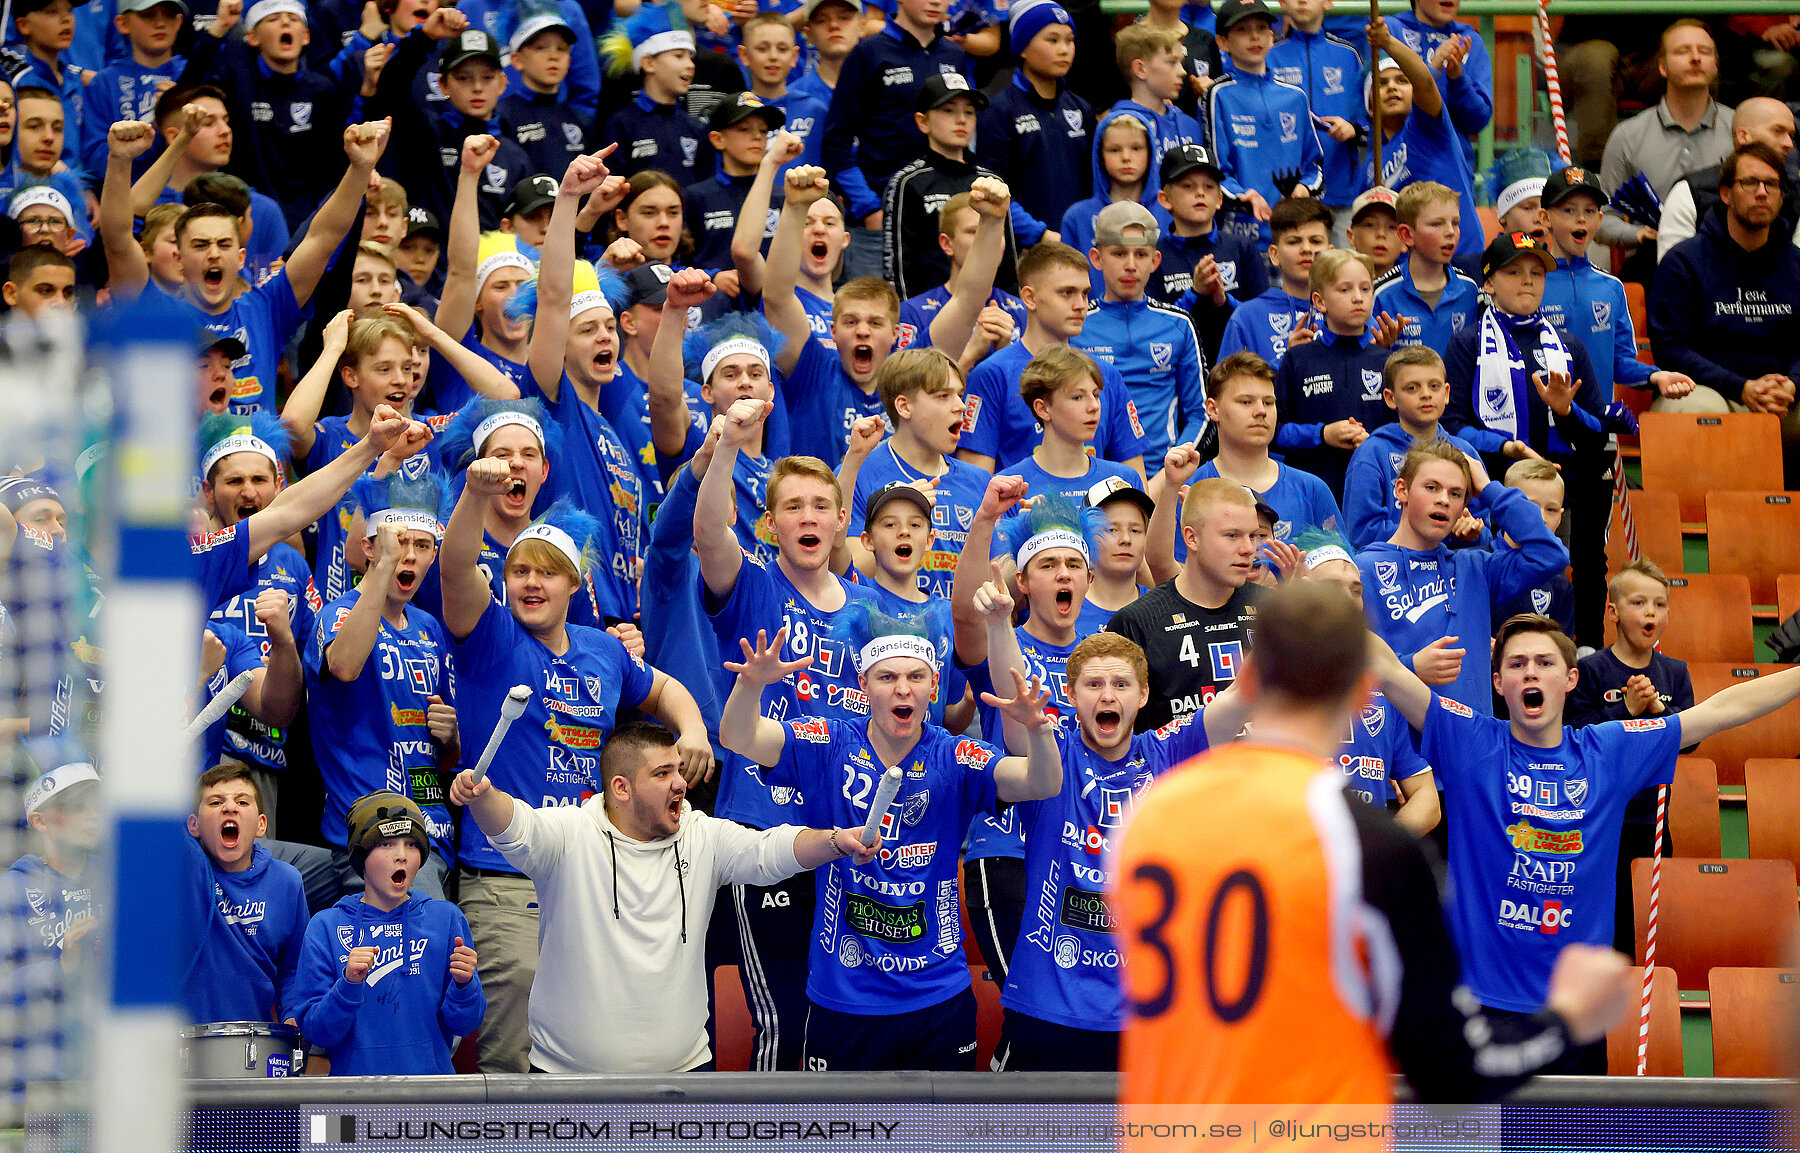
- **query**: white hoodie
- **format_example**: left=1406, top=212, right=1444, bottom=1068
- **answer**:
left=491, top=797, right=804, bottom=1073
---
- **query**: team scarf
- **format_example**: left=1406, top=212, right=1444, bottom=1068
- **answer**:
left=1476, top=307, right=1571, bottom=442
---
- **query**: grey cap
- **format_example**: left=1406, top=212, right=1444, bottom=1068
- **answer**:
left=1092, top=201, right=1160, bottom=248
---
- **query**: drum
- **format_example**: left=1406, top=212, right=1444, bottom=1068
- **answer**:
left=180, top=1021, right=302, bottom=1078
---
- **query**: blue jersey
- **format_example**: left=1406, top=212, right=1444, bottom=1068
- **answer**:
left=1073, top=298, right=1208, bottom=465
left=707, top=556, right=878, bottom=827
left=847, top=445, right=986, bottom=601
left=768, top=717, right=1001, bottom=1013
left=1004, top=716, right=1209, bottom=1029
left=303, top=594, right=456, bottom=861
left=997, top=454, right=1139, bottom=510
left=963, top=339, right=1147, bottom=469
left=160, top=272, right=306, bottom=414
left=1208, top=66, right=1325, bottom=231
left=450, top=601, right=654, bottom=871
left=1369, top=100, right=1483, bottom=265
left=1271, top=327, right=1395, bottom=497
left=963, top=625, right=1086, bottom=862
left=193, top=521, right=254, bottom=609
left=1539, top=255, right=1655, bottom=394
left=1372, top=260, right=1481, bottom=355
left=781, top=336, right=887, bottom=470
left=80, top=57, right=182, bottom=180
left=1218, top=286, right=1316, bottom=369
left=200, top=619, right=263, bottom=773
left=770, top=87, right=829, bottom=181
left=1334, top=688, right=1429, bottom=807
left=529, top=374, right=647, bottom=619
left=305, top=417, right=444, bottom=605
left=896, top=285, right=1026, bottom=353
left=1195, top=460, right=1340, bottom=543
left=796, top=286, right=835, bottom=355
left=177, top=838, right=310, bottom=1025
left=1421, top=696, right=1680, bottom=1011
left=209, top=544, right=321, bottom=772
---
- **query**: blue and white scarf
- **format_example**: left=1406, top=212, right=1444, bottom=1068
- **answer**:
left=1476, top=307, right=1572, bottom=441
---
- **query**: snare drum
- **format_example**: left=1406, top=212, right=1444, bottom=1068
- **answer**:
left=180, top=1021, right=302, bottom=1078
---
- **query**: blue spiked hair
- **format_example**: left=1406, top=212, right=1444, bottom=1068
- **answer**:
left=682, top=311, right=786, bottom=385
left=350, top=468, right=450, bottom=529
left=994, top=491, right=1107, bottom=567
left=437, top=396, right=562, bottom=471
left=601, top=2, right=693, bottom=77
left=503, top=262, right=628, bottom=327
left=833, top=598, right=949, bottom=674
left=510, top=498, right=602, bottom=577
left=197, top=410, right=290, bottom=479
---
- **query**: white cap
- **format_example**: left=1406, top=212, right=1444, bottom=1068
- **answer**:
left=1497, top=177, right=1548, bottom=220
left=508, top=12, right=577, bottom=56
left=8, top=185, right=74, bottom=226
left=24, top=763, right=100, bottom=814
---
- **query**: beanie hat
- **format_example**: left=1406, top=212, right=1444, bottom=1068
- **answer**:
left=345, top=790, right=432, bottom=875
left=1009, top=0, right=1071, bottom=53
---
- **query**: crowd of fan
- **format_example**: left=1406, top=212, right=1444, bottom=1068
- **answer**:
left=3, top=0, right=1798, bottom=1086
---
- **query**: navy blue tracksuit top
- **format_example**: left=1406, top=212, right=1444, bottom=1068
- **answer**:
left=819, top=23, right=968, bottom=221
left=605, top=92, right=712, bottom=185
left=499, top=90, right=593, bottom=183
left=1272, top=328, right=1394, bottom=499
left=975, top=71, right=1094, bottom=233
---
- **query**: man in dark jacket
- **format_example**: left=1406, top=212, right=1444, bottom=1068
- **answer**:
left=1655, top=97, right=1798, bottom=260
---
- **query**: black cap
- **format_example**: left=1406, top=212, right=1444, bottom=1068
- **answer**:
left=196, top=328, right=247, bottom=360
left=405, top=205, right=443, bottom=240
left=1480, top=230, right=1557, bottom=280
left=439, top=28, right=504, bottom=75
left=623, top=263, right=673, bottom=309
left=1216, top=0, right=1276, bottom=34
left=506, top=174, right=560, bottom=219
left=1084, top=475, right=1154, bottom=521
left=863, top=481, right=934, bottom=524
left=916, top=72, right=988, bottom=114
left=1159, top=143, right=1223, bottom=187
left=1539, top=164, right=1606, bottom=208
left=708, top=91, right=786, bottom=133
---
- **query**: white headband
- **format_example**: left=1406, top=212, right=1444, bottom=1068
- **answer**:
left=473, top=411, right=545, bottom=453
left=632, top=29, right=695, bottom=71
left=1015, top=527, right=1088, bottom=571
left=1304, top=544, right=1353, bottom=571
left=8, top=185, right=73, bottom=225
left=700, top=337, right=771, bottom=383
left=363, top=507, right=442, bottom=539
left=1497, top=177, right=1547, bottom=219
left=24, top=763, right=99, bottom=814
left=510, top=522, right=583, bottom=573
left=569, top=289, right=611, bottom=320
left=476, top=250, right=534, bottom=290
left=201, top=433, right=281, bottom=478
left=245, top=0, right=305, bottom=25
left=855, top=634, right=939, bottom=674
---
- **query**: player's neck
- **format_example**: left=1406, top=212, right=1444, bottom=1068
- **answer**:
left=891, top=427, right=946, bottom=475
left=875, top=567, right=927, bottom=601
left=1022, top=318, right=1066, bottom=353
left=1024, top=607, right=1078, bottom=649
left=1324, top=314, right=1364, bottom=337
left=868, top=723, right=923, bottom=769
left=169, top=155, right=211, bottom=195
left=484, top=505, right=528, bottom=546
left=1242, top=704, right=1347, bottom=761
left=800, top=267, right=834, bottom=298
left=1406, top=251, right=1447, bottom=290
left=623, top=340, right=652, bottom=379
left=43, top=841, right=87, bottom=879
left=381, top=600, right=410, bottom=630
left=1279, top=272, right=1310, bottom=298
left=1109, top=177, right=1147, bottom=203
left=528, top=619, right=572, bottom=656
left=1509, top=712, right=1567, bottom=749
left=1609, top=638, right=1655, bottom=669
left=1226, top=56, right=1266, bottom=77
left=261, top=52, right=299, bottom=76
left=750, top=76, right=787, bottom=100
left=812, top=55, right=845, bottom=89
left=1128, top=85, right=1170, bottom=113
left=1388, top=519, right=1445, bottom=552
left=1032, top=429, right=1091, bottom=475
left=1086, top=570, right=1140, bottom=611
left=482, top=329, right=528, bottom=363
left=1211, top=441, right=1278, bottom=490
left=132, top=45, right=173, bottom=68
left=1141, top=8, right=1184, bottom=30
left=1663, top=84, right=1712, bottom=128
left=1396, top=414, right=1439, bottom=440
left=1022, top=65, right=1059, bottom=100
left=894, top=11, right=938, bottom=45
left=522, top=73, right=559, bottom=97
left=1174, top=564, right=1236, bottom=610
left=1171, top=214, right=1212, bottom=238
left=360, top=886, right=409, bottom=914
left=777, top=553, right=843, bottom=605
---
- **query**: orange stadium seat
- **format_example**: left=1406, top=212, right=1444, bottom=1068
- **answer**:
left=1669, top=757, right=1722, bottom=859
left=1606, top=489, right=1683, bottom=576
left=1613, top=384, right=1655, bottom=455
left=1605, top=966, right=1682, bottom=1076
left=1709, top=967, right=1800, bottom=1077
left=1638, top=574, right=1755, bottom=664
left=1704, top=492, right=1800, bottom=607
left=1637, top=412, right=1782, bottom=527
left=1623, top=282, right=1651, bottom=365
left=712, top=966, right=754, bottom=1072
left=1744, top=759, right=1800, bottom=874
left=1778, top=574, right=1800, bottom=622
left=1685, top=664, right=1800, bottom=786
left=1477, top=205, right=1500, bottom=244
left=1631, top=858, right=1800, bottom=989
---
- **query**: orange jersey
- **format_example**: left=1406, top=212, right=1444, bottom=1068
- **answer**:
left=1115, top=744, right=1396, bottom=1150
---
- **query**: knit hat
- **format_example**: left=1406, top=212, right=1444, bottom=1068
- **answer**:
left=1008, top=0, right=1071, bottom=53
left=346, top=790, right=432, bottom=874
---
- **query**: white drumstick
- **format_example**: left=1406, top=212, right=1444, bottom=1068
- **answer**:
left=468, top=685, right=532, bottom=785
left=860, top=766, right=904, bottom=846
left=185, top=669, right=257, bottom=743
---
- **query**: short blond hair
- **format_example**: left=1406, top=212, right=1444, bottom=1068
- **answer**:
left=1395, top=181, right=1458, bottom=228
left=937, top=192, right=976, bottom=239
left=357, top=240, right=397, bottom=269
left=369, top=176, right=408, bottom=217
left=139, top=203, right=183, bottom=256
left=1181, top=476, right=1257, bottom=532
left=509, top=537, right=579, bottom=582
left=1608, top=557, right=1671, bottom=603
left=341, top=314, right=417, bottom=371
left=1504, top=459, right=1562, bottom=488
left=1116, top=23, right=1184, bottom=75
left=832, top=276, right=900, bottom=324
left=1397, top=438, right=1472, bottom=488
left=876, top=347, right=964, bottom=424
left=767, top=455, right=843, bottom=512
left=1382, top=345, right=1445, bottom=390
left=1308, top=248, right=1375, bottom=296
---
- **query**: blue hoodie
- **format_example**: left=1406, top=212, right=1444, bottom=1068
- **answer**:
left=1208, top=64, right=1324, bottom=234
left=1060, top=103, right=1176, bottom=283
left=1356, top=480, right=1568, bottom=713
left=1342, top=421, right=1482, bottom=549
left=178, top=838, right=310, bottom=1025
left=1385, top=10, right=1494, bottom=168
left=1650, top=208, right=1800, bottom=405
left=290, top=892, right=485, bottom=1076
left=1540, top=254, right=1654, bottom=394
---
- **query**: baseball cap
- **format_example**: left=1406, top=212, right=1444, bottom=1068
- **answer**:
left=8, top=185, right=74, bottom=227
left=1216, top=0, right=1276, bottom=34
left=1480, top=230, right=1557, bottom=280
left=405, top=205, right=443, bottom=241
left=1159, top=143, right=1223, bottom=188
left=440, top=28, right=504, bottom=75
left=24, top=763, right=100, bottom=815
left=709, top=91, right=787, bottom=133
left=802, top=0, right=861, bottom=16
left=345, top=790, right=432, bottom=875
left=506, top=174, right=560, bottom=219
left=196, top=328, right=248, bottom=360
left=916, top=72, right=988, bottom=114
left=623, top=262, right=673, bottom=309
left=1092, top=201, right=1161, bottom=248
left=1084, top=475, right=1154, bottom=521
left=118, top=0, right=187, bottom=13
left=863, top=481, right=933, bottom=524
left=1349, top=186, right=1399, bottom=223
left=1496, top=177, right=1547, bottom=219
left=508, top=11, right=576, bottom=56
left=1540, top=165, right=1606, bottom=209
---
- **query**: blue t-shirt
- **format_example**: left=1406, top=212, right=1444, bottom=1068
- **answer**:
left=706, top=555, right=878, bottom=827
left=303, top=593, right=457, bottom=861
left=1004, top=716, right=1209, bottom=1030
left=847, top=444, right=986, bottom=600
left=208, top=544, right=320, bottom=772
left=1335, top=688, right=1430, bottom=807
left=304, top=417, right=444, bottom=605
left=796, top=285, right=836, bottom=354
left=768, top=717, right=1001, bottom=1013
left=997, top=454, right=1139, bottom=510
left=161, top=272, right=306, bottom=414
left=450, top=600, right=654, bottom=871
left=781, top=337, right=886, bottom=469
left=1421, top=694, right=1681, bottom=1012
left=896, top=285, right=1026, bottom=352
left=199, top=618, right=264, bottom=773
left=527, top=374, right=648, bottom=620
left=962, top=340, right=1148, bottom=470
left=1196, top=461, right=1340, bottom=543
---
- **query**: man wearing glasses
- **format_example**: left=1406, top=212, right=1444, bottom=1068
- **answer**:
left=8, top=187, right=83, bottom=257
left=1650, top=140, right=1800, bottom=483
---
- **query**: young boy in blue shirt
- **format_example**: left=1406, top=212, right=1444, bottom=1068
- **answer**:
left=1342, top=345, right=1481, bottom=548
left=9, top=0, right=86, bottom=179
left=1218, top=195, right=1331, bottom=368
left=1272, top=247, right=1391, bottom=497
left=738, top=10, right=827, bottom=179
left=80, top=0, right=185, bottom=183
left=1107, top=22, right=1202, bottom=183
left=1152, top=142, right=1266, bottom=357
left=1270, top=0, right=1365, bottom=225
left=1060, top=108, right=1165, bottom=271
left=977, top=0, right=1093, bottom=232
left=1210, top=0, right=1324, bottom=244
left=1488, top=459, right=1575, bottom=636
left=1366, top=18, right=1484, bottom=269
left=997, top=344, right=1141, bottom=507
left=1073, top=201, right=1207, bottom=467
left=1371, top=180, right=1480, bottom=350
left=1384, top=0, right=1492, bottom=165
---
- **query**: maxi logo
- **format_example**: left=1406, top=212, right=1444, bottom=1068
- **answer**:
left=1209, top=641, right=1242, bottom=681
left=1097, top=786, right=1136, bottom=828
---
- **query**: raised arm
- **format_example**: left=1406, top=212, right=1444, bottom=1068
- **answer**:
left=719, top=627, right=811, bottom=767
left=528, top=148, right=621, bottom=400
left=765, top=165, right=829, bottom=375
left=731, top=131, right=804, bottom=301
left=282, top=119, right=393, bottom=309
left=441, top=457, right=507, bottom=640
left=1145, top=443, right=1201, bottom=585
left=384, top=301, right=519, bottom=399
left=247, top=405, right=418, bottom=562
left=952, top=474, right=1027, bottom=667
left=649, top=269, right=715, bottom=459
left=1679, top=665, right=1800, bottom=747
left=252, top=588, right=302, bottom=727
left=323, top=525, right=399, bottom=681
left=279, top=309, right=352, bottom=461
left=987, top=667, right=1062, bottom=803
left=99, top=121, right=156, bottom=299
left=926, top=176, right=1009, bottom=355
left=432, top=134, right=499, bottom=338
left=1368, top=19, right=1442, bottom=120
left=694, top=398, right=767, bottom=598
left=448, top=768, right=521, bottom=839
left=1368, top=629, right=1432, bottom=732
left=972, top=563, right=1027, bottom=753
left=635, top=668, right=715, bottom=784
left=129, top=102, right=204, bottom=217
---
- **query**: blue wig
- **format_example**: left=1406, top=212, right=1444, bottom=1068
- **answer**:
left=437, top=396, right=562, bottom=471
left=600, top=2, right=693, bottom=77
left=197, top=410, right=291, bottom=478
left=833, top=598, right=950, bottom=673
left=351, top=468, right=450, bottom=529
left=682, top=312, right=787, bottom=384
left=502, top=263, right=628, bottom=327
left=994, top=491, right=1107, bottom=567
left=510, top=498, right=602, bottom=576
